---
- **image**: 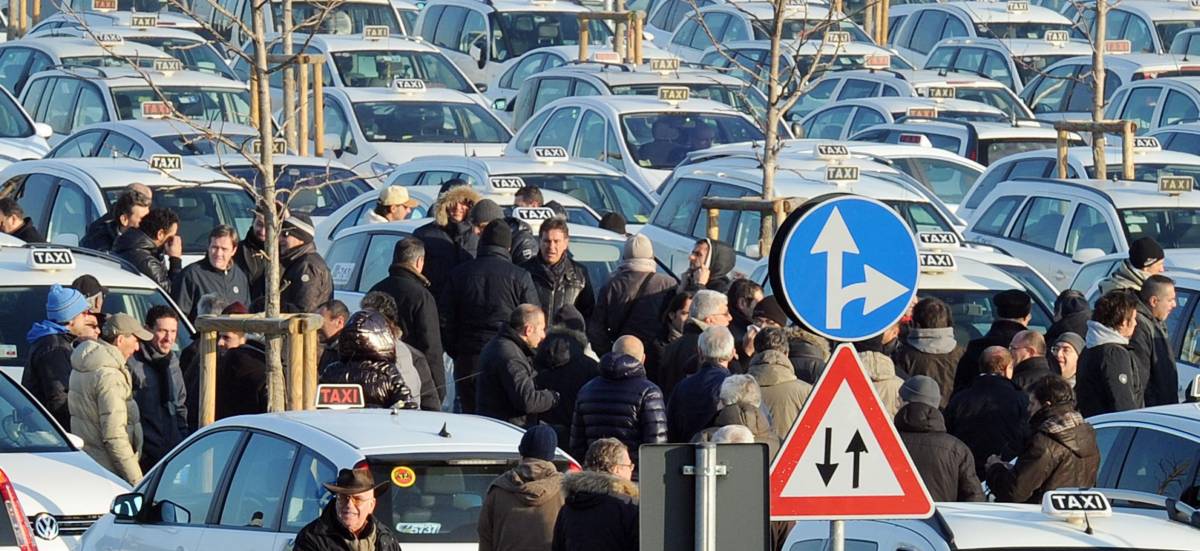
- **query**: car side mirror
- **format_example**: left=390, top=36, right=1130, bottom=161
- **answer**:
left=33, top=123, right=52, bottom=139
left=470, top=36, right=488, bottom=69
left=791, top=122, right=805, bottom=139
left=475, top=82, right=488, bottom=93
left=111, top=492, right=144, bottom=521
left=323, top=133, right=343, bottom=156
left=1072, top=248, right=1104, bottom=264
left=155, top=500, right=191, bottom=524
left=493, top=98, right=508, bottom=111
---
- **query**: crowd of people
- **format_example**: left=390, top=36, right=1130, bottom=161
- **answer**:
left=11, top=179, right=1192, bottom=550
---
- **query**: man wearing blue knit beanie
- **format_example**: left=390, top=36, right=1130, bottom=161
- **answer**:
left=22, top=284, right=94, bottom=429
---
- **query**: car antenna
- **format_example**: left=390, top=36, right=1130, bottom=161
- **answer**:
left=437, top=422, right=451, bottom=438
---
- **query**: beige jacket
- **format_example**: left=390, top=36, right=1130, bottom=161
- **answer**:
left=68, top=339, right=143, bottom=485
left=749, top=349, right=813, bottom=440
left=861, top=350, right=904, bottom=419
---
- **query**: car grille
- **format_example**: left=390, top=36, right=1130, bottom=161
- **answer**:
left=27, top=514, right=102, bottom=536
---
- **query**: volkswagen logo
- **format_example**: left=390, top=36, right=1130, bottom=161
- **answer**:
left=32, top=513, right=59, bottom=540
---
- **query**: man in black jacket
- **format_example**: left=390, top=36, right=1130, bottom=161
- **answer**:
left=23, top=284, right=93, bottom=428
left=294, top=468, right=401, bottom=551
left=727, top=279, right=763, bottom=373
left=533, top=305, right=598, bottom=443
left=1133, top=275, right=1178, bottom=406
left=128, top=306, right=188, bottom=471
left=588, top=234, right=676, bottom=355
left=895, top=376, right=984, bottom=502
left=316, top=300, right=349, bottom=373
left=476, top=305, right=559, bottom=426
left=0, top=198, right=42, bottom=242
left=657, top=289, right=732, bottom=397
left=953, top=290, right=1031, bottom=394
left=173, top=225, right=250, bottom=321
left=414, top=183, right=480, bottom=299
left=666, top=326, right=734, bottom=442
left=235, top=203, right=271, bottom=305
left=552, top=438, right=639, bottom=551
left=507, top=186, right=541, bottom=263
left=368, top=238, right=445, bottom=405
left=1009, top=330, right=1054, bottom=391
left=441, top=220, right=540, bottom=413
left=945, top=346, right=1029, bottom=477
left=894, top=297, right=964, bottom=407
left=80, top=184, right=151, bottom=252
left=570, top=336, right=667, bottom=460
left=523, top=218, right=594, bottom=322
left=215, top=302, right=269, bottom=420
left=113, top=207, right=182, bottom=292
left=279, top=213, right=332, bottom=314
left=1077, top=289, right=1143, bottom=416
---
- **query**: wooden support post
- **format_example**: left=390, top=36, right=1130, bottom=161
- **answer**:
left=313, top=65, right=324, bottom=156
left=707, top=208, right=720, bottom=240
left=878, top=0, right=890, bottom=44
left=1122, top=121, right=1135, bottom=181
left=199, top=330, right=218, bottom=427
left=635, top=13, right=643, bottom=62
left=31, top=0, right=38, bottom=26
left=579, top=24, right=589, bottom=61
left=15, top=0, right=24, bottom=37
left=287, top=330, right=304, bottom=411
left=6, top=0, right=16, bottom=41
left=303, top=329, right=318, bottom=409
left=1057, top=129, right=1068, bottom=178
left=298, top=62, right=310, bottom=156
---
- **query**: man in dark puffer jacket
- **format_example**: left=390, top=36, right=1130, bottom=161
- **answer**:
left=954, top=290, right=1031, bottom=393
left=534, top=305, right=599, bottom=444
left=895, top=376, right=983, bottom=502
left=279, top=213, right=333, bottom=314
left=112, top=207, right=182, bottom=293
left=1132, top=275, right=1179, bottom=407
left=320, top=310, right=416, bottom=409
left=986, top=376, right=1100, bottom=504
left=570, top=336, right=667, bottom=460
left=553, top=438, right=639, bottom=551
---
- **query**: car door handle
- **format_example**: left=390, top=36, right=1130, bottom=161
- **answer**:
left=283, top=538, right=295, bottom=551
left=1055, top=270, right=1066, bottom=280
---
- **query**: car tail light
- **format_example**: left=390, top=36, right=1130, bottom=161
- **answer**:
left=967, top=149, right=978, bottom=161
left=0, top=468, right=37, bottom=551
left=353, top=460, right=370, bottom=471
left=567, top=459, right=582, bottom=473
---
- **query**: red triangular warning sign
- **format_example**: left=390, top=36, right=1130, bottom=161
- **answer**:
left=769, top=343, right=933, bottom=520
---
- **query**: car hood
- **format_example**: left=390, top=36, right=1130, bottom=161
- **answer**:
left=0, top=135, right=50, bottom=161
left=6, top=451, right=130, bottom=515
left=371, top=143, right=505, bottom=165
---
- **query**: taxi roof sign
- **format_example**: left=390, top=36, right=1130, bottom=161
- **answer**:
left=1041, top=490, right=1111, bottom=520
left=513, top=207, right=557, bottom=222
left=898, top=133, right=931, bottom=147
left=532, top=146, right=569, bottom=163
left=918, top=252, right=956, bottom=272
left=490, top=176, right=526, bottom=190
left=1007, top=0, right=1028, bottom=12
left=658, top=86, right=690, bottom=105
left=863, top=54, right=891, bottom=70
left=28, top=248, right=75, bottom=271
left=592, top=51, right=622, bottom=63
left=816, top=144, right=849, bottom=160
left=826, top=165, right=859, bottom=184
left=92, top=0, right=117, bottom=11
left=1159, top=175, right=1194, bottom=195
left=130, top=14, right=158, bottom=28
left=923, top=86, right=955, bottom=100
left=316, top=384, right=365, bottom=410
left=825, top=31, right=851, bottom=45
left=96, top=33, right=124, bottom=46
left=650, top=57, right=680, bottom=73
left=149, top=154, right=182, bottom=171
left=917, top=231, right=960, bottom=248
left=154, top=58, right=183, bottom=73
left=364, top=25, right=390, bottom=39
left=906, top=107, right=938, bottom=119
left=392, top=78, right=426, bottom=93
left=1133, top=136, right=1161, bottom=151
left=141, top=101, right=172, bottom=119
left=250, top=138, right=288, bottom=155
left=1045, top=30, right=1070, bottom=44
left=1105, top=40, right=1132, bottom=54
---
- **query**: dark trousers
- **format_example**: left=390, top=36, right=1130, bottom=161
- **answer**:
left=454, top=354, right=480, bottom=413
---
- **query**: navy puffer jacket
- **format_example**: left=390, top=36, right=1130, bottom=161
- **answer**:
left=569, top=353, right=667, bottom=459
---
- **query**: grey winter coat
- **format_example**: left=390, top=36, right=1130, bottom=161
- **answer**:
left=894, top=327, right=963, bottom=408
left=749, top=350, right=811, bottom=441
left=1097, top=260, right=1148, bottom=296
left=863, top=350, right=903, bottom=418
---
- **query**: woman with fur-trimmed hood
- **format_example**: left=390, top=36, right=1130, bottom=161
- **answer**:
left=552, top=438, right=639, bottom=551
left=413, top=182, right=481, bottom=299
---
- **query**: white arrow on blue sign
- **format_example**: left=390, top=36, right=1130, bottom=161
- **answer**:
left=769, top=195, right=919, bottom=341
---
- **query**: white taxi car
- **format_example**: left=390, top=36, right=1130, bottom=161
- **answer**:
left=922, top=37, right=1092, bottom=94
left=46, top=120, right=261, bottom=160
left=0, top=86, right=51, bottom=166
left=1149, top=122, right=1200, bottom=154
left=79, top=408, right=578, bottom=551
left=664, top=2, right=868, bottom=62
left=506, top=95, right=767, bottom=192
left=962, top=141, right=1200, bottom=220
left=312, top=82, right=512, bottom=181
left=0, top=158, right=256, bottom=263
left=887, top=1, right=1075, bottom=66
left=0, top=35, right=173, bottom=96
left=29, top=24, right=238, bottom=80
left=1074, top=0, right=1200, bottom=55
left=796, top=68, right=1032, bottom=120
left=699, top=40, right=915, bottom=95
left=1102, top=77, right=1200, bottom=136
left=198, top=0, right=405, bottom=53
left=1020, top=54, right=1200, bottom=123
left=414, top=0, right=612, bottom=85
left=796, top=96, right=1007, bottom=140
left=964, top=176, right=1200, bottom=290
left=27, top=9, right=205, bottom=39
left=850, top=118, right=1080, bottom=167
left=19, top=67, right=251, bottom=145
left=188, top=155, right=374, bottom=225
left=782, top=489, right=1200, bottom=550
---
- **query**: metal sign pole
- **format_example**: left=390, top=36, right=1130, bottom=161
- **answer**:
left=694, top=443, right=717, bottom=551
left=829, top=519, right=845, bottom=551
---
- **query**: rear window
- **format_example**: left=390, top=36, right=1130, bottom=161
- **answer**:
left=982, top=139, right=1060, bottom=165
left=368, top=457, right=569, bottom=543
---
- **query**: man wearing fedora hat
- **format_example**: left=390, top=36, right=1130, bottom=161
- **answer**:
left=295, top=468, right=402, bottom=551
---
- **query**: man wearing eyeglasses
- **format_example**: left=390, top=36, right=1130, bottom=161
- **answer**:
left=295, top=468, right=402, bottom=551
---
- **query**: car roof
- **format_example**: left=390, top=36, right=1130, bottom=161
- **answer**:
left=934, top=501, right=1200, bottom=549
left=711, top=39, right=899, bottom=57
left=536, top=64, right=749, bottom=87
left=1088, top=403, right=1200, bottom=432
left=813, top=96, right=1004, bottom=114
left=868, top=119, right=1066, bottom=140
left=920, top=1, right=1071, bottom=23
left=1121, top=75, right=1200, bottom=91
left=402, top=154, right=627, bottom=177
left=1150, top=121, right=1200, bottom=135
left=823, top=68, right=1009, bottom=88
left=32, top=67, right=249, bottom=89
left=997, top=145, right=1200, bottom=166
left=337, top=217, right=620, bottom=241
left=34, top=24, right=209, bottom=41
left=0, top=243, right=161, bottom=289
left=335, top=86, right=480, bottom=104
left=674, top=157, right=927, bottom=202
left=189, top=154, right=359, bottom=172
left=932, top=37, right=1092, bottom=57
left=702, top=1, right=836, bottom=20
left=1048, top=53, right=1197, bottom=73
left=1, top=35, right=172, bottom=59
left=73, top=119, right=259, bottom=139
left=0, top=157, right=241, bottom=190
left=992, top=177, right=1200, bottom=208
left=292, top=33, right=439, bottom=53
left=916, top=253, right=1031, bottom=292
left=540, top=94, right=745, bottom=115
left=1109, top=0, right=1200, bottom=20
left=427, top=0, right=592, bottom=13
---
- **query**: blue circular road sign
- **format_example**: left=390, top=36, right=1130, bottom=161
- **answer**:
left=769, top=195, right=919, bottom=341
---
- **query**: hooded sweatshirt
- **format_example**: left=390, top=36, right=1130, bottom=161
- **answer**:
left=68, top=339, right=143, bottom=485
left=679, top=239, right=736, bottom=294
left=552, top=470, right=639, bottom=551
left=1077, top=320, right=1142, bottom=416
left=895, top=327, right=964, bottom=407
left=478, top=458, right=565, bottom=551
left=862, top=350, right=904, bottom=418
left=23, top=320, right=77, bottom=428
left=1097, top=260, right=1149, bottom=296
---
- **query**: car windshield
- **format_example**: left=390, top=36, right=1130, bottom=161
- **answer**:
left=288, top=1, right=401, bottom=34
left=225, top=166, right=373, bottom=217
left=0, top=90, right=31, bottom=138
left=1158, top=21, right=1200, bottom=50
left=399, top=10, right=418, bottom=34
left=1170, top=31, right=1200, bottom=56
left=151, top=133, right=259, bottom=156
left=127, top=37, right=238, bottom=79
left=622, top=112, right=764, bottom=170
left=331, top=50, right=472, bottom=92
left=887, top=200, right=957, bottom=233
left=491, top=11, right=613, bottom=60
left=984, top=139, right=1061, bottom=164
left=63, top=55, right=160, bottom=69
left=103, top=187, right=256, bottom=254
left=920, top=288, right=1051, bottom=347
left=505, top=173, right=655, bottom=223
left=952, top=87, right=1027, bottom=118
left=919, top=110, right=1009, bottom=123
left=0, top=372, right=70, bottom=452
left=352, top=101, right=511, bottom=143
left=752, top=18, right=871, bottom=42
left=975, top=21, right=1072, bottom=39
left=114, top=87, right=252, bottom=125
left=1090, top=163, right=1200, bottom=183
left=611, top=83, right=769, bottom=122
left=1120, top=208, right=1200, bottom=249
left=0, top=285, right=192, bottom=368
left=793, top=53, right=914, bottom=79
left=891, top=157, right=981, bottom=206
left=1013, top=55, right=1075, bottom=87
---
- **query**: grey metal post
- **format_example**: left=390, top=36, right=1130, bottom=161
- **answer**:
left=695, top=443, right=717, bottom=551
left=829, top=519, right=845, bottom=551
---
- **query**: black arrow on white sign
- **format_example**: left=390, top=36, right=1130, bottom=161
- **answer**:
left=846, top=430, right=868, bottom=489
left=816, top=427, right=839, bottom=486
